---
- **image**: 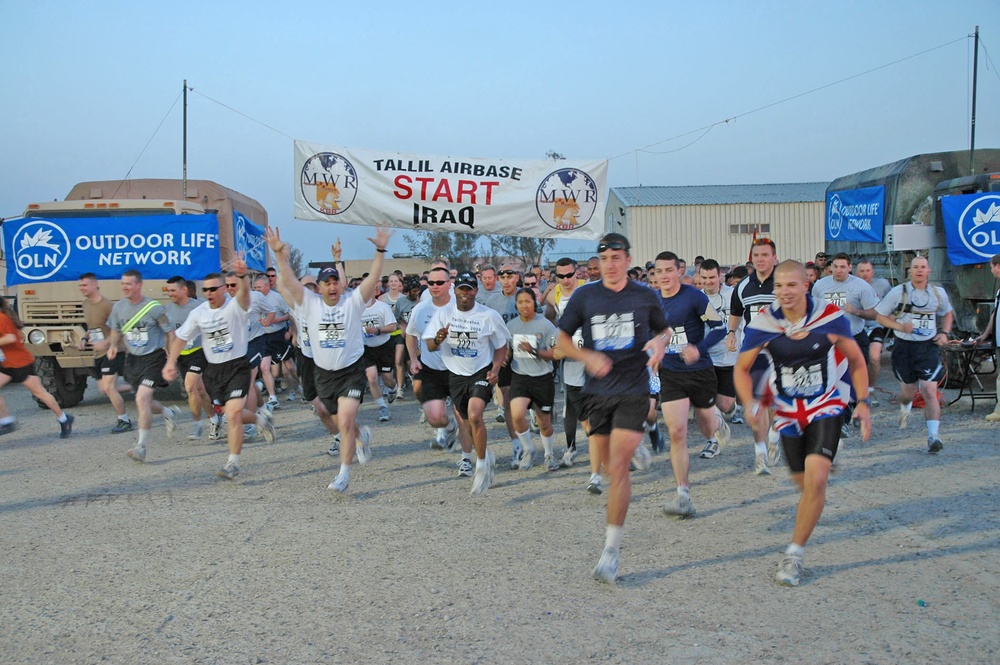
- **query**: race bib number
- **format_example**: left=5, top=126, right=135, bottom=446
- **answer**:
left=362, top=316, right=381, bottom=338
left=300, top=327, right=311, bottom=349
left=125, top=328, right=148, bottom=349
left=207, top=328, right=234, bottom=354
left=648, top=368, right=661, bottom=394
left=911, top=312, right=936, bottom=336
left=780, top=363, right=824, bottom=397
left=88, top=328, right=105, bottom=342
left=572, top=329, right=584, bottom=349
left=318, top=322, right=346, bottom=348
left=591, top=313, right=635, bottom=351
left=513, top=333, right=539, bottom=359
left=450, top=329, right=479, bottom=358
left=825, top=291, right=847, bottom=308
left=667, top=326, right=688, bottom=354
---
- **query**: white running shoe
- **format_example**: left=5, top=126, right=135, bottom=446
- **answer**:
left=457, top=458, right=473, bottom=477
left=188, top=420, right=204, bottom=440
left=510, top=442, right=523, bottom=470
left=545, top=454, right=560, bottom=472
left=444, top=417, right=458, bottom=451
left=775, top=552, right=803, bottom=586
left=899, top=407, right=910, bottom=429
left=495, top=406, right=506, bottom=424
left=266, top=396, right=280, bottom=411
left=216, top=462, right=240, bottom=480
left=127, top=445, right=146, bottom=463
left=419, top=410, right=427, bottom=424
left=730, top=404, right=745, bottom=425
left=256, top=411, right=276, bottom=444
left=560, top=448, right=576, bottom=468
left=163, top=407, right=177, bottom=435
left=632, top=443, right=653, bottom=471
left=518, top=442, right=536, bottom=470
left=357, top=426, right=373, bottom=464
left=378, top=404, right=390, bottom=422
left=327, top=472, right=349, bottom=492
left=714, top=409, right=731, bottom=447
left=663, top=494, right=696, bottom=518
left=592, top=547, right=619, bottom=584
left=470, top=450, right=495, bottom=495
left=286, top=391, right=298, bottom=402
left=587, top=473, right=603, bottom=495
left=699, top=441, right=720, bottom=459
left=208, top=419, right=221, bottom=441
left=529, top=409, right=540, bottom=433
left=754, top=452, right=771, bottom=476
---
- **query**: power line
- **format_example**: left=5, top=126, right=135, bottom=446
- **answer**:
left=190, top=88, right=295, bottom=140
left=110, top=91, right=183, bottom=198
left=979, top=37, right=1000, bottom=86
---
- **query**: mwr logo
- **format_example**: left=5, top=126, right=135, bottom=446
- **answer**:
left=535, top=168, right=599, bottom=231
left=956, top=194, right=1000, bottom=260
left=11, top=220, right=71, bottom=281
left=827, top=194, right=844, bottom=239
left=301, top=152, right=359, bottom=216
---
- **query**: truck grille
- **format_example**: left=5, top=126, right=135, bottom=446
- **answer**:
left=23, top=302, right=85, bottom=324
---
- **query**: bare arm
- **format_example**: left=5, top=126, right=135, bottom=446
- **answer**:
left=357, top=225, right=394, bottom=304
left=266, top=227, right=305, bottom=306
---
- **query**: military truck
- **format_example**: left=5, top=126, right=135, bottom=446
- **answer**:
left=826, top=150, right=1000, bottom=333
left=6, top=179, right=268, bottom=407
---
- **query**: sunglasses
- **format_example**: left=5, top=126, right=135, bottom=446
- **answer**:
left=523, top=281, right=537, bottom=287
left=203, top=285, right=224, bottom=293
left=498, top=270, right=517, bottom=276
left=753, top=238, right=775, bottom=247
left=426, top=280, right=448, bottom=286
left=556, top=272, right=576, bottom=279
left=597, top=241, right=629, bottom=253
left=226, top=283, right=238, bottom=289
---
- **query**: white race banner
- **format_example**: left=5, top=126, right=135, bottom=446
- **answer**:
left=294, top=141, right=607, bottom=240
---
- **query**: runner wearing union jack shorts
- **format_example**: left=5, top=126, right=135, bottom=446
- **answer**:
left=734, top=261, right=871, bottom=587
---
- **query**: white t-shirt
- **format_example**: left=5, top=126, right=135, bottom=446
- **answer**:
left=424, top=301, right=511, bottom=376
left=361, top=300, right=397, bottom=347
left=299, top=288, right=366, bottom=371
left=291, top=303, right=312, bottom=359
left=703, top=285, right=737, bottom=367
left=407, top=297, right=450, bottom=372
left=555, top=286, right=587, bottom=387
left=175, top=296, right=250, bottom=364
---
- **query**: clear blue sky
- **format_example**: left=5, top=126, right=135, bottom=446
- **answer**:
left=2, top=0, right=998, bottom=266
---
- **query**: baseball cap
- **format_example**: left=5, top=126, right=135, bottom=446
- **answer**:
left=317, top=267, right=340, bottom=282
left=454, top=271, right=478, bottom=289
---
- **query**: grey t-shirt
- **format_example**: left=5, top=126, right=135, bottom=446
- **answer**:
left=506, top=315, right=557, bottom=377
left=166, top=299, right=202, bottom=350
left=812, top=274, right=879, bottom=336
left=486, top=291, right=519, bottom=325
left=875, top=283, right=953, bottom=342
left=259, top=290, right=291, bottom=334
left=392, top=295, right=418, bottom=329
left=107, top=297, right=172, bottom=356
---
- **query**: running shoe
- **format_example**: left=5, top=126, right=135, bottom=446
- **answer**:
left=327, top=439, right=340, bottom=456
left=286, top=391, right=298, bottom=402
left=730, top=404, right=745, bottom=425
left=648, top=424, right=664, bottom=453
left=898, top=407, right=910, bottom=429
left=545, top=454, right=560, bottom=472
left=256, top=411, right=276, bottom=444
left=767, top=428, right=782, bottom=466
left=775, top=553, right=803, bottom=586
left=470, top=450, right=495, bottom=495
left=985, top=409, right=1000, bottom=422
left=754, top=452, right=770, bottom=476
left=357, top=426, right=373, bottom=464
left=444, top=417, right=458, bottom=451
left=510, top=442, right=523, bottom=470
left=430, top=433, right=445, bottom=450
left=560, top=447, right=576, bottom=468
left=518, top=442, right=536, bottom=471
left=587, top=473, right=603, bottom=495
left=208, top=419, right=221, bottom=441
left=265, top=396, right=280, bottom=412
left=457, top=458, right=474, bottom=477
left=0, top=421, right=17, bottom=436
left=328, top=472, right=349, bottom=492
left=419, top=410, right=427, bottom=424
left=840, top=423, right=851, bottom=439
left=127, top=445, right=146, bottom=463
left=163, top=407, right=177, bottom=435
left=495, top=406, right=506, bottom=424
left=928, top=437, right=944, bottom=454
left=59, top=414, right=74, bottom=439
left=386, top=387, right=398, bottom=404
left=714, top=409, right=731, bottom=447
left=378, top=405, right=390, bottom=422
left=699, top=441, right=720, bottom=459
left=216, top=463, right=240, bottom=480
left=592, top=547, right=619, bottom=584
left=662, top=494, right=696, bottom=518
left=632, top=443, right=653, bottom=472
left=529, top=409, right=539, bottom=433
left=244, top=424, right=257, bottom=438
left=188, top=421, right=204, bottom=441
left=110, top=419, right=134, bottom=434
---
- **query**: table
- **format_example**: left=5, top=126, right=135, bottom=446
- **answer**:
left=943, top=342, right=997, bottom=412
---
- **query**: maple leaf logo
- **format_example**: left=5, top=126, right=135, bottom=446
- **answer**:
left=972, top=202, right=1000, bottom=226
left=19, top=227, right=62, bottom=254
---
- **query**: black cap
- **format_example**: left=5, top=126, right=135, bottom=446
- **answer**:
left=454, top=271, right=478, bottom=289
left=317, top=267, right=340, bottom=282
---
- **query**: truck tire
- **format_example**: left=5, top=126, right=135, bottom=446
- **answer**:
left=34, top=357, right=88, bottom=409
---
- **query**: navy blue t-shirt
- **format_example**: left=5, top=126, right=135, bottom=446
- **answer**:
left=558, top=280, right=669, bottom=396
left=659, top=284, right=719, bottom=372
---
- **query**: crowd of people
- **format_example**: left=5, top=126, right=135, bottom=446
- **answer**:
left=3, top=224, right=998, bottom=588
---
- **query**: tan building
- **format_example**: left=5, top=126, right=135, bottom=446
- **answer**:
left=607, top=183, right=829, bottom=269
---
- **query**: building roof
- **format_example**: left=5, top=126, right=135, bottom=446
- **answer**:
left=610, top=182, right=829, bottom=207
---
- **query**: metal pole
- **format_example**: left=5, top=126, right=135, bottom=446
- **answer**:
left=970, top=26, right=979, bottom=175
left=183, top=79, right=188, bottom=198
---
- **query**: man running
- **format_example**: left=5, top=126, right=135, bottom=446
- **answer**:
left=78, top=273, right=131, bottom=433
left=735, top=260, right=871, bottom=586
left=556, top=233, right=669, bottom=584
left=165, top=275, right=215, bottom=440
left=855, top=259, right=893, bottom=405
left=699, top=259, right=743, bottom=441
left=486, top=263, right=523, bottom=463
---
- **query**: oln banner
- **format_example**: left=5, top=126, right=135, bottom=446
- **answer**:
left=2, top=214, right=220, bottom=286
left=941, top=192, right=1000, bottom=266
left=293, top=141, right=608, bottom=240
left=825, top=185, right=885, bottom=243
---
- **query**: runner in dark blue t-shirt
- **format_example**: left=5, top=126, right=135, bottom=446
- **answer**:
left=652, top=252, right=728, bottom=518
left=556, top=233, right=669, bottom=585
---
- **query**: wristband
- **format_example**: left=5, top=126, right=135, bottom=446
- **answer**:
left=727, top=330, right=736, bottom=335
left=860, top=397, right=872, bottom=406
left=376, top=248, right=387, bottom=254
left=236, top=274, right=247, bottom=279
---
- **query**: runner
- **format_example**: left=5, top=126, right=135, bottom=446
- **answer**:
left=0, top=296, right=74, bottom=438
left=544, top=258, right=587, bottom=471
left=555, top=233, right=669, bottom=584
left=486, top=263, right=523, bottom=463
left=973, top=253, right=1000, bottom=421
left=425, top=272, right=511, bottom=495
left=874, top=256, right=954, bottom=453
left=699, top=258, right=744, bottom=445
left=163, top=259, right=276, bottom=480
left=252, top=274, right=294, bottom=411
left=855, top=259, right=893, bottom=406
left=735, top=260, right=871, bottom=586
left=107, top=269, right=179, bottom=463
left=361, top=295, right=399, bottom=422
left=165, top=275, right=215, bottom=440
left=78, top=272, right=131, bottom=433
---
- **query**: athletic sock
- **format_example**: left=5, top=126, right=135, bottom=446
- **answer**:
left=118, top=414, right=131, bottom=423
left=604, top=525, right=623, bottom=552
left=339, top=464, right=350, bottom=478
left=677, top=486, right=690, bottom=499
left=754, top=442, right=767, bottom=455
left=0, top=416, right=14, bottom=425
left=786, top=543, right=805, bottom=557
left=540, top=433, right=555, bottom=457
left=516, top=430, right=533, bottom=450
left=228, top=453, right=240, bottom=466
left=57, top=413, right=68, bottom=423
left=210, top=415, right=220, bottom=425
left=137, top=429, right=150, bottom=447
left=927, top=420, right=940, bottom=439
left=376, top=398, right=387, bottom=407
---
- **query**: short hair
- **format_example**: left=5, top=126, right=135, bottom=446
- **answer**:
left=265, top=267, right=277, bottom=275
left=699, top=259, right=721, bottom=274
left=729, top=265, right=749, bottom=280
left=751, top=238, right=777, bottom=254
left=428, top=266, right=450, bottom=278
left=856, top=259, right=874, bottom=268
left=555, top=257, right=577, bottom=268
left=185, top=280, right=197, bottom=296
left=122, top=269, right=142, bottom=282
left=79, top=272, right=97, bottom=281
left=253, top=273, right=269, bottom=284
left=166, top=275, right=186, bottom=286
left=832, top=252, right=852, bottom=264
left=654, top=250, right=680, bottom=268
left=430, top=259, right=450, bottom=270
left=587, top=256, right=599, bottom=263
left=479, top=263, right=497, bottom=274
left=203, top=272, right=223, bottom=283
left=991, top=253, right=1000, bottom=267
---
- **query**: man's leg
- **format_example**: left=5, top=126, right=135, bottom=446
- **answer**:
left=919, top=378, right=943, bottom=451
left=327, top=396, right=366, bottom=492
left=259, top=356, right=277, bottom=403
left=127, top=384, right=155, bottom=461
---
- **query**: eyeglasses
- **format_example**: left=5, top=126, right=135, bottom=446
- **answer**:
left=597, top=241, right=629, bottom=253
left=426, top=280, right=448, bottom=286
left=225, top=283, right=238, bottom=289
left=497, top=270, right=517, bottom=276
left=203, top=285, right=224, bottom=293
left=555, top=272, right=576, bottom=279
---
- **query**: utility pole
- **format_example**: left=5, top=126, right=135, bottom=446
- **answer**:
left=183, top=79, right=188, bottom=198
left=970, top=26, right=979, bottom=175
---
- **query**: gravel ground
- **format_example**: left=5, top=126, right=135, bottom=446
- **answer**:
left=0, top=365, right=997, bottom=664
